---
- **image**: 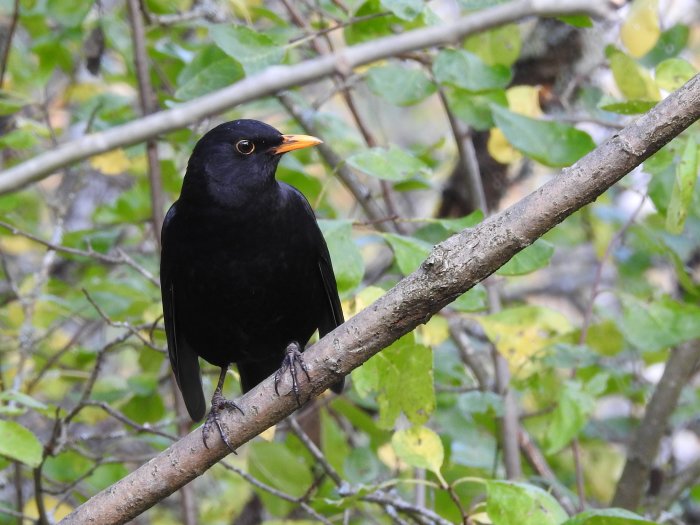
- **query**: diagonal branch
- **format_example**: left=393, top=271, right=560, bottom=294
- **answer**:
left=58, top=73, right=700, bottom=525
left=0, top=0, right=612, bottom=195
left=612, top=339, right=700, bottom=509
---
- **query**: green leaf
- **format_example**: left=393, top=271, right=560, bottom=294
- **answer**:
left=641, top=24, right=689, bottom=66
left=557, top=15, right=593, bottom=27
left=586, top=319, right=624, bottom=356
left=382, top=233, right=432, bottom=275
left=0, top=93, right=26, bottom=115
left=0, top=129, right=39, bottom=149
left=175, top=46, right=244, bottom=100
left=344, top=0, right=397, bottom=45
left=665, top=137, right=698, bottom=234
left=318, top=220, right=364, bottom=294
left=392, top=426, right=444, bottom=474
left=0, top=391, right=48, bottom=413
left=487, top=481, right=568, bottom=525
left=0, top=420, right=43, bottom=467
left=497, top=239, right=554, bottom=276
left=352, top=333, right=435, bottom=428
left=344, top=446, right=381, bottom=484
left=620, top=294, right=700, bottom=352
left=491, top=105, right=596, bottom=167
left=347, top=145, right=430, bottom=182
left=545, top=381, right=596, bottom=453
left=381, top=0, right=423, bottom=20
left=249, top=441, right=313, bottom=516
left=433, top=49, right=511, bottom=91
left=436, top=211, right=484, bottom=232
left=46, top=0, right=91, bottom=26
left=366, top=64, right=436, bottom=106
left=445, top=88, right=507, bottom=130
left=656, top=58, right=696, bottom=92
left=464, top=24, right=521, bottom=66
left=321, top=410, right=351, bottom=476
left=563, top=508, right=656, bottom=525
left=599, top=100, right=656, bottom=115
left=452, top=284, right=488, bottom=312
left=121, top=393, right=165, bottom=424
left=210, top=25, right=284, bottom=75
left=608, top=47, right=660, bottom=101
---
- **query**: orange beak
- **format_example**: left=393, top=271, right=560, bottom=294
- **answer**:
left=270, top=134, right=323, bottom=155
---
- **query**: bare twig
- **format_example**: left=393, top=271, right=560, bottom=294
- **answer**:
left=518, top=430, right=577, bottom=514
left=219, top=460, right=334, bottom=525
left=437, top=87, right=488, bottom=214
left=649, top=456, right=700, bottom=516
left=0, top=0, right=20, bottom=88
left=612, top=339, right=700, bottom=509
left=289, top=416, right=343, bottom=486
left=83, top=401, right=178, bottom=441
left=0, top=220, right=159, bottom=286
left=127, top=0, right=165, bottom=245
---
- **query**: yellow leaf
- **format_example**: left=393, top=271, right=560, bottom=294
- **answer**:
left=505, top=85, right=542, bottom=117
left=24, top=495, right=73, bottom=521
left=621, top=0, right=660, bottom=58
left=0, top=235, right=34, bottom=254
left=487, top=86, right=539, bottom=165
left=67, top=82, right=105, bottom=103
left=259, top=425, right=276, bottom=442
left=487, top=128, right=521, bottom=164
left=419, top=315, right=449, bottom=347
left=476, top=306, right=572, bottom=374
left=391, top=426, right=444, bottom=476
left=90, top=149, right=131, bottom=175
left=378, top=442, right=407, bottom=470
left=349, top=286, right=384, bottom=316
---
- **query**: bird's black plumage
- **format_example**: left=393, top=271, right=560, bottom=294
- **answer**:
left=160, top=119, right=344, bottom=425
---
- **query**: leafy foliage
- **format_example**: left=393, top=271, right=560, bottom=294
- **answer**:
left=0, top=1, right=699, bottom=524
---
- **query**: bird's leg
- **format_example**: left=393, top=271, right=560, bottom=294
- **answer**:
left=202, top=366, right=244, bottom=452
left=274, top=342, right=311, bottom=408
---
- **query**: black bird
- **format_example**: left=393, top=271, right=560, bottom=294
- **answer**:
left=160, top=119, right=344, bottom=447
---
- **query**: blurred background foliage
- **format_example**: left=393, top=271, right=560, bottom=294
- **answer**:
left=0, top=0, right=699, bottom=524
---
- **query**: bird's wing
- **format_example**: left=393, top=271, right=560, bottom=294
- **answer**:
left=316, top=224, right=346, bottom=394
left=286, top=184, right=346, bottom=392
left=161, top=204, right=206, bottom=421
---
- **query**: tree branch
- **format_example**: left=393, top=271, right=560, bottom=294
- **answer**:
left=0, top=0, right=612, bottom=195
left=58, top=73, right=700, bottom=525
left=612, top=339, right=700, bottom=509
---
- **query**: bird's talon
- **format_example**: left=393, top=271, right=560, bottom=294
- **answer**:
left=201, top=392, right=243, bottom=453
left=275, top=342, right=310, bottom=408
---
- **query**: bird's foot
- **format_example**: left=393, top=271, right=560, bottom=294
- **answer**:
left=274, top=342, right=311, bottom=408
left=202, top=391, right=244, bottom=453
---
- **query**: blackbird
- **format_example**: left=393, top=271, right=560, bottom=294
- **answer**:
left=160, top=119, right=344, bottom=448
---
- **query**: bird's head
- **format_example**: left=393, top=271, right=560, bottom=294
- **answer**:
left=182, top=119, right=322, bottom=205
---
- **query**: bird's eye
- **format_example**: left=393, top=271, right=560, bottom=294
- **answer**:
left=235, top=140, right=255, bottom=155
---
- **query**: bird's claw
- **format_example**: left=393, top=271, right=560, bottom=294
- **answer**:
left=202, top=391, right=244, bottom=453
left=274, top=342, right=311, bottom=408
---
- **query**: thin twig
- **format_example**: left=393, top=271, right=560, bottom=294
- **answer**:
left=127, top=0, right=165, bottom=245
left=82, top=401, right=178, bottom=440
left=219, top=460, right=334, bottom=525
left=82, top=288, right=165, bottom=352
left=0, top=0, right=20, bottom=88
left=0, top=220, right=159, bottom=286
left=289, top=415, right=343, bottom=486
